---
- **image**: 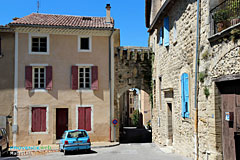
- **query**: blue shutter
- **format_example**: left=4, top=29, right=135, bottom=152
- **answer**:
left=159, top=27, right=163, bottom=45
left=184, top=73, right=190, bottom=118
left=181, top=74, right=186, bottom=118
left=164, top=17, right=169, bottom=47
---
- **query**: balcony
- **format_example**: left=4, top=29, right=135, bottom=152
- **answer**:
left=210, top=0, right=240, bottom=34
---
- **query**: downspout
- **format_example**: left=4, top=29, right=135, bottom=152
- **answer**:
left=13, top=32, right=18, bottom=146
left=109, top=28, right=114, bottom=142
left=194, top=0, right=200, bottom=160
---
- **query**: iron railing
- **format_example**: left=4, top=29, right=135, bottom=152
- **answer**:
left=210, top=0, right=240, bottom=34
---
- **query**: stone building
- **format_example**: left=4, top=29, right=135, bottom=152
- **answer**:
left=146, top=0, right=240, bottom=159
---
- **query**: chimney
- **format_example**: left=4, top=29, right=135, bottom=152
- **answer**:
left=106, top=4, right=111, bottom=23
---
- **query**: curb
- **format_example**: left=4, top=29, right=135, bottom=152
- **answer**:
left=91, top=142, right=120, bottom=149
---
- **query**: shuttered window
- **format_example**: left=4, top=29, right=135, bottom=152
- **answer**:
left=164, top=17, right=170, bottom=47
left=181, top=73, right=190, bottom=118
left=25, top=66, right=52, bottom=90
left=78, top=107, right=91, bottom=131
left=71, top=65, right=98, bottom=90
left=159, top=27, right=163, bottom=45
left=31, top=107, right=47, bottom=132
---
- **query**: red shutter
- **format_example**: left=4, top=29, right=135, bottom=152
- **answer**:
left=46, top=66, right=53, bottom=90
left=91, top=66, right=98, bottom=90
left=78, top=107, right=85, bottom=129
left=85, top=107, right=91, bottom=131
left=72, top=66, right=78, bottom=90
left=25, top=66, right=32, bottom=90
left=32, top=107, right=46, bottom=132
left=40, top=107, right=46, bottom=132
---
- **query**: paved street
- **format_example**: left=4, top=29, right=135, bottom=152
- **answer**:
left=18, top=143, right=190, bottom=160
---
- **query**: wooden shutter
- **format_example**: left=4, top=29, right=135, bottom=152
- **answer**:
left=25, top=66, right=32, bottom=90
left=184, top=74, right=190, bottom=118
left=159, top=27, right=163, bottom=45
left=85, top=107, right=91, bottom=131
left=91, top=66, right=98, bottom=90
left=40, top=107, right=47, bottom=131
left=164, top=17, right=170, bottom=47
left=181, top=74, right=186, bottom=118
left=78, top=107, right=91, bottom=131
left=32, top=107, right=46, bottom=132
left=78, top=107, right=85, bottom=129
left=72, top=66, right=78, bottom=90
left=46, top=66, right=53, bottom=90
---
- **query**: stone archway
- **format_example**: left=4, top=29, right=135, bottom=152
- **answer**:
left=114, top=46, right=153, bottom=141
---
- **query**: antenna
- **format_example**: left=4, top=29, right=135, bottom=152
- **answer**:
left=37, top=0, right=39, bottom=13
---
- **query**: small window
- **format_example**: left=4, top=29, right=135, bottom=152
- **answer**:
left=79, top=67, right=91, bottom=89
left=29, top=33, right=49, bottom=54
left=78, top=36, right=92, bottom=52
left=33, top=67, right=46, bottom=89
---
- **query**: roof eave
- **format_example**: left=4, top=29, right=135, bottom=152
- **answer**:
left=148, top=0, right=173, bottom=32
left=9, top=23, right=114, bottom=30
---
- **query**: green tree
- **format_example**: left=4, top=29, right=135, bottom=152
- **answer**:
left=131, top=109, right=139, bottom=127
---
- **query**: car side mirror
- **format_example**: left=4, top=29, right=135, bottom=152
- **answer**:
left=0, top=136, right=2, bottom=139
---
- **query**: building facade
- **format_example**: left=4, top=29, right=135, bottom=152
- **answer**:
left=0, top=27, right=15, bottom=145
left=4, top=4, right=120, bottom=146
left=146, top=0, right=240, bottom=159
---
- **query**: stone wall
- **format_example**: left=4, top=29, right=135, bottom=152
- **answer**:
left=148, top=0, right=240, bottom=159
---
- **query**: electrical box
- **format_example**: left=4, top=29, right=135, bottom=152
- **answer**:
left=12, top=125, right=18, bottom=133
left=225, top=112, right=234, bottom=121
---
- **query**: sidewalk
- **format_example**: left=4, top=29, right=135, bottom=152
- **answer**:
left=10, top=142, right=120, bottom=157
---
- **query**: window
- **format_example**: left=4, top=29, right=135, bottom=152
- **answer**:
left=181, top=73, right=190, bottom=118
left=164, top=17, right=170, bottom=47
left=71, top=65, right=98, bottom=90
left=29, top=33, right=49, bottom=54
left=159, top=27, right=163, bottom=45
left=25, top=65, right=53, bottom=90
left=33, top=67, right=46, bottom=89
left=31, top=107, right=47, bottom=132
left=173, top=21, right=177, bottom=43
left=79, top=67, right=91, bottom=89
left=78, top=36, right=92, bottom=52
left=77, top=106, right=92, bottom=131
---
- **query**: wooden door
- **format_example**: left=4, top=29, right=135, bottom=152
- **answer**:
left=217, top=80, right=240, bottom=160
left=56, top=108, right=68, bottom=139
left=167, top=103, right=173, bottom=145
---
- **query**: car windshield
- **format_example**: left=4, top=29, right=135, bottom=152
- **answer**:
left=67, top=131, right=87, bottom=138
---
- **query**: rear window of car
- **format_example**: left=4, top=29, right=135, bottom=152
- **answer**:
left=67, top=131, right=87, bottom=138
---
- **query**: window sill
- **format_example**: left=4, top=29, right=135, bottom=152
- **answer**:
left=78, top=49, right=92, bottom=53
left=30, top=89, right=48, bottom=93
left=208, top=23, right=240, bottom=43
left=29, top=52, right=49, bottom=55
left=29, top=131, right=48, bottom=134
left=76, top=89, right=93, bottom=93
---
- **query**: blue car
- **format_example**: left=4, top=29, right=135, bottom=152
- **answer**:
left=59, top=129, right=91, bottom=155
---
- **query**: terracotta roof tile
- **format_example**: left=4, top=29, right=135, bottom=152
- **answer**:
left=9, top=13, right=114, bottom=29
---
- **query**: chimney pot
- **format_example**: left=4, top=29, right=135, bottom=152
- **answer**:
left=106, top=4, right=111, bottom=23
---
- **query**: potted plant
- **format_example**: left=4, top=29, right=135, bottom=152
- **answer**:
left=213, top=9, right=230, bottom=32
left=229, top=0, right=240, bottom=25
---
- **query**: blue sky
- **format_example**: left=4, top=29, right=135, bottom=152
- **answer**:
left=0, top=0, right=148, bottom=47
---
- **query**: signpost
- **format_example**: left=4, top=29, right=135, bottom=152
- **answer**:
left=112, top=119, right=118, bottom=142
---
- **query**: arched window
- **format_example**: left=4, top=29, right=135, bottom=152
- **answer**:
left=181, top=73, right=189, bottom=118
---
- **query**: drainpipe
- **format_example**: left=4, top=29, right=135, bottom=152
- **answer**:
left=194, top=0, right=200, bottom=160
left=109, top=28, right=114, bottom=142
left=13, top=32, right=19, bottom=146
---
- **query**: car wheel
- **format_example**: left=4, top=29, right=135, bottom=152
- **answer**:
left=86, top=148, right=91, bottom=153
left=64, top=150, right=68, bottom=155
